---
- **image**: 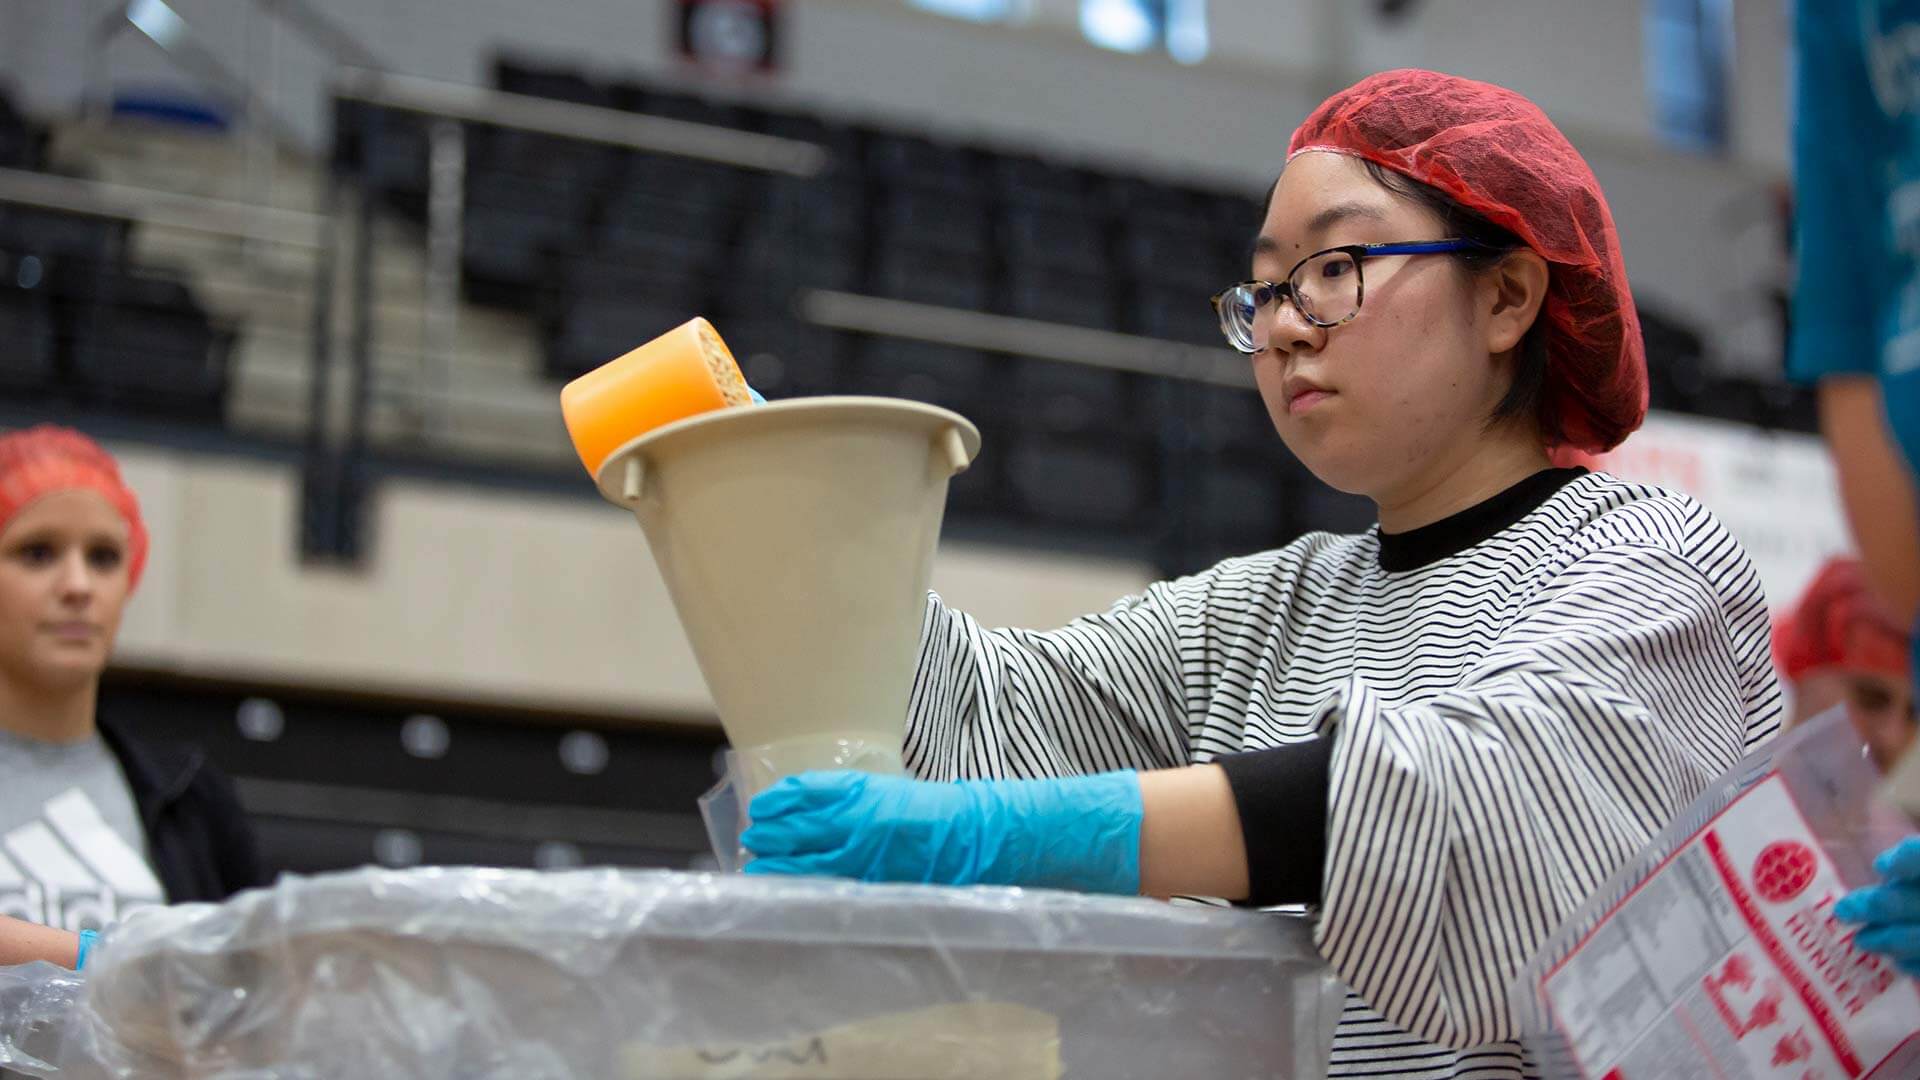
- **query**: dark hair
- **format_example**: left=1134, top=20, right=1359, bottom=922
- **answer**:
left=1298, top=161, right=1553, bottom=439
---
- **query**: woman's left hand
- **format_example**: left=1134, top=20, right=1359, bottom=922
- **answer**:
left=1836, top=836, right=1920, bottom=976
left=741, top=770, right=1142, bottom=894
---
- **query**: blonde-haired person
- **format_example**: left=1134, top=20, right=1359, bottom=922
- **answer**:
left=742, top=70, right=1781, bottom=1079
left=0, top=426, right=260, bottom=970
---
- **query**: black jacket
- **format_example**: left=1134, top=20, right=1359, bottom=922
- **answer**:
left=96, top=713, right=264, bottom=903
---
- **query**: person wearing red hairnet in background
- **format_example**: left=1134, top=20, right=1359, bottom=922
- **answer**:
left=1775, top=557, right=1914, bottom=767
left=0, top=427, right=260, bottom=973
left=742, top=70, right=1781, bottom=1077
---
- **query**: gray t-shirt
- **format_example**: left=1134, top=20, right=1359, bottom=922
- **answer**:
left=0, top=728, right=165, bottom=931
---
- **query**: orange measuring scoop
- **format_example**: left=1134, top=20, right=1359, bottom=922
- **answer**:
left=559, top=317, right=756, bottom=480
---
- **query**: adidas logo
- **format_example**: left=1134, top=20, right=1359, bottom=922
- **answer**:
left=0, top=787, right=163, bottom=932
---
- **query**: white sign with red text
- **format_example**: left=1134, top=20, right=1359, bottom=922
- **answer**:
left=1542, top=776, right=1920, bottom=1080
left=1594, top=413, right=1850, bottom=615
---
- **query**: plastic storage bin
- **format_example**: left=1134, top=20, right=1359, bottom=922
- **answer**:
left=2, top=866, right=1341, bottom=1079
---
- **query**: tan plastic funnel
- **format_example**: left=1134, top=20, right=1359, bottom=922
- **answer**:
left=594, top=397, right=980, bottom=781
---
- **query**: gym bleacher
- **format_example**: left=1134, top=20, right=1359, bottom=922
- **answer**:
left=0, top=99, right=235, bottom=424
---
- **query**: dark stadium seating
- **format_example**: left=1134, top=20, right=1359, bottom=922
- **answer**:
left=64, top=269, right=232, bottom=420
left=0, top=251, right=55, bottom=392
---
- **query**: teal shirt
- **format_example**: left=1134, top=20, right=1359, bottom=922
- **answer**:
left=1789, top=0, right=1920, bottom=478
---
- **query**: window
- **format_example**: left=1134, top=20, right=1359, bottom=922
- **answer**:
left=1164, top=0, right=1209, bottom=64
left=1644, top=0, right=1732, bottom=153
left=909, top=0, right=1026, bottom=22
left=909, top=0, right=1207, bottom=63
left=1080, top=0, right=1208, bottom=64
left=1081, top=0, right=1159, bottom=53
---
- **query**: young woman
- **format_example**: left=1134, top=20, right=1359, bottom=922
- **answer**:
left=0, top=426, right=259, bottom=970
left=742, top=70, right=1782, bottom=1078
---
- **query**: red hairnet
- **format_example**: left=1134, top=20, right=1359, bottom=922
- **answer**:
left=1288, top=69, right=1648, bottom=454
left=1773, top=558, right=1910, bottom=682
left=0, top=426, right=149, bottom=592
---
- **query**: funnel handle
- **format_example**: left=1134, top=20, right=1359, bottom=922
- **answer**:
left=938, top=426, right=971, bottom=478
left=619, top=454, right=647, bottom=504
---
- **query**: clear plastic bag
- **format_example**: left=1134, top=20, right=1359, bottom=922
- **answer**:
left=1, top=866, right=1342, bottom=1079
left=1510, top=708, right=1920, bottom=1079
left=698, top=733, right=906, bottom=872
left=0, top=960, right=88, bottom=1078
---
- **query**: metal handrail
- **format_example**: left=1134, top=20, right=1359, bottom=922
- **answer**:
left=102, top=0, right=306, bottom=155
left=797, top=290, right=1251, bottom=388
left=0, top=167, right=325, bottom=248
left=335, top=69, right=830, bottom=178
left=331, top=67, right=830, bottom=452
left=253, top=0, right=386, bottom=71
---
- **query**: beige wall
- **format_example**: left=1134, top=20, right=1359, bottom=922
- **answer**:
left=106, top=442, right=1156, bottom=725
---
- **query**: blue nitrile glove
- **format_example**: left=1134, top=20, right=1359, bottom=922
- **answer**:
left=1835, top=836, right=1920, bottom=976
left=749, top=386, right=767, bottom=405
left=740, top=770, right=1143, bottom=894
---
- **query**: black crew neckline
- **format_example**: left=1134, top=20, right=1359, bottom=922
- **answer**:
left=1375, top=467, right=1587, bottom=573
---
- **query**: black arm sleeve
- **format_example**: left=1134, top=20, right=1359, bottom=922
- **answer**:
left=1214, top=738, right=1332, bottom=906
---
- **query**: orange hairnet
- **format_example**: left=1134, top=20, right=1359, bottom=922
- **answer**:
left=1288, top=69, right=1648, bottom=454
left=1773, top=558, right=1909, bottom=682
left=0, top=426, right=149, bottom=592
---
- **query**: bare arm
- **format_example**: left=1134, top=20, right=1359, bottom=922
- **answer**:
left=0, top=915, right=80, bottom=968
left=1138, top=765, right=1250, bottom=901
left=1821, top=375, right=1920, bottom=621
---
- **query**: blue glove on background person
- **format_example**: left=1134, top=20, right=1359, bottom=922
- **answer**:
left=1835, top=836, right=1920, bottom=976
left=741, top=770, right=1143, bottom=894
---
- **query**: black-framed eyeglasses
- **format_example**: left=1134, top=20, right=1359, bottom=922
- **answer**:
left=1209, top=239, right=1491, bottom=354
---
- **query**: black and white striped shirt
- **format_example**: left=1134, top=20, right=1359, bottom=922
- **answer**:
left=904, top=469, right=1782, bottom=1079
